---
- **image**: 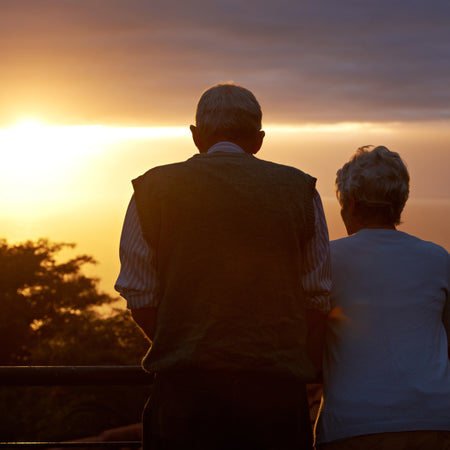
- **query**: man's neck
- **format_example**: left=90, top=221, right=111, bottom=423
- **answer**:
left=206, top=142, right=246, bottom=154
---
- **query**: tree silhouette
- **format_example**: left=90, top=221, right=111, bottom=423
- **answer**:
left=0, top=238, right=151, bottom=441
left=0, top=238, right=148, bottom=365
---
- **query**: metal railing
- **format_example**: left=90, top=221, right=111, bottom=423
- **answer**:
left=0, top=366, right=154, bottom=449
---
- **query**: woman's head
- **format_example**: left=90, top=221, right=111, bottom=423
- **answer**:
left=336, top=145, right=410, bottom=233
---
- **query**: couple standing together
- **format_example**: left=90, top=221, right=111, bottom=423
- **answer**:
left=115, top=83, right=450, bottom=449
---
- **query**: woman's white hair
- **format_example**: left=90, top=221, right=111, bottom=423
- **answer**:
left=336, top=145, right=410, bottom=225
left=195, top=83, right=262, bottom=140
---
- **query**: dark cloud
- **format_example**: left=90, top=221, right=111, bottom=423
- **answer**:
left=1, top=0, right=450, bottom=126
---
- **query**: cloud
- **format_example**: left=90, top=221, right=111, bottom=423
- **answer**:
left=1, top=0, right=450, bottom=126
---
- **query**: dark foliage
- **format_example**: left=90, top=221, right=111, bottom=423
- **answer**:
left=0, top=238, right=151, bottom=441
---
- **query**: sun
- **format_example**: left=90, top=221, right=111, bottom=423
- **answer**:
left=0, top=119, right=191, bottom=181
left=0, top=119, right=132, bottom=184
left=0, top=119, right=189, bottom=181
left=0, top=119, right=111, bottom=213
left=0, top=119, right=191, bottom=215
left=2, top=120, right=70, bottom=178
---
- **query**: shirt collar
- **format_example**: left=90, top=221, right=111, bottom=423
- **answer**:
left=207, top=141, right=245, bottom=154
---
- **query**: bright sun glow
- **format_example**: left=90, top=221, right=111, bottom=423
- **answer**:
left=0, top=120, right=189, bottom=178
left=0, top=118, right=393, bottom=217
left=0, top=119, right=189, bottom=175
left=0, top=119, right=385, bottom=184
left=0, top=119, right=189, bottom=214
left=0, top=119, right=391, bottom=184
left=1, top=120, right=101, bottom=179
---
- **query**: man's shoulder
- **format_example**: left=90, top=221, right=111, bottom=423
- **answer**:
left=133, top=154, right=317, bottom=189
left=133, top=158, right=194, bottom=183
left=255, top=156, right=307, bottom=173
left=254, top=156, right=316, bottom=182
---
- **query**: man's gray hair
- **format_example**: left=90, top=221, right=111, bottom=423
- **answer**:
left=195, top=83, right=262, bottom=140
left=336, top=145, right=410, bottom=225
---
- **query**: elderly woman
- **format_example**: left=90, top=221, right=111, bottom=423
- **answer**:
left=315, top=146, right=450, bottom=449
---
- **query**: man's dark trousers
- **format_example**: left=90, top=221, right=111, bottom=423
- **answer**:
left=142, top=370, right=313, bottom=450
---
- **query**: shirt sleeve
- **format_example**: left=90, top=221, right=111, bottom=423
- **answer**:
left=114, top=195, right=159, bottom=309
left=301, top=190, right=332, bottom=313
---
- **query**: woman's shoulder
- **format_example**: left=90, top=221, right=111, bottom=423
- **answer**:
left=331, top=229, right=449, bottom=267
left=397, top=231, right=449, bottom=258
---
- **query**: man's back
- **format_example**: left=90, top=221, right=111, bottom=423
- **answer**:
left=133, top=151, right=317, bottom=379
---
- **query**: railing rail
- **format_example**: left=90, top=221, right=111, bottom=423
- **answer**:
left=0, top=365, right=153, bottom=386
left=0, top=366, right=153, bottom=448
left=0, top=443, right=141, bottom=448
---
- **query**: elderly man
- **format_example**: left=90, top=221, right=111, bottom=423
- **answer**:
left=115, top=83, right=331, bottom=449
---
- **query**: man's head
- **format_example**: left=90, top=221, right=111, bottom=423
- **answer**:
left=190, top=83, right=265, bottom=154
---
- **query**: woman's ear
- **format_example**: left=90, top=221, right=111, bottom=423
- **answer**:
left=341, top=198, right=358, bottom=235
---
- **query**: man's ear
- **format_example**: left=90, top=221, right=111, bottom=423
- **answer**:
left=190, top=125, right=207, bottom=153
left=251, top=130, right=265, bottom=155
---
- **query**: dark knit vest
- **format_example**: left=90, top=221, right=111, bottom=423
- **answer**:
left=133, top=151, right=317, bottom=381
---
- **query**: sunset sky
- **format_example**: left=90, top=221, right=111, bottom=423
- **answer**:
left=1, top=0, right=449, bottom=299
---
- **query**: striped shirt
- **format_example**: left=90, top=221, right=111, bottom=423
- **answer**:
left=115, top=142, right=331, bottom=313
